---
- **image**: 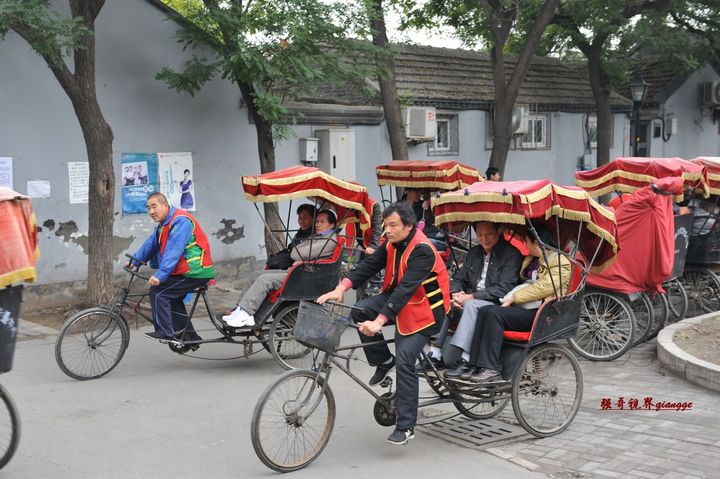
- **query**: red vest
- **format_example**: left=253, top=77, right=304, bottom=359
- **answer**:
left=381, top=229, right=450, bottom=335
left=158, top=209, right=213, bottom=276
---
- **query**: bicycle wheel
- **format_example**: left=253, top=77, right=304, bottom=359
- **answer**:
left=568, top=291, right=635, bottom=361
left=0, top=384, right=20, bottom=469
left=629, top=293, right=654, bottom=347
left=512, top=343, right=583, bottom=438
left=420, top=372, right=509, bottom=421
left=269, top=303, right=315, bottom=370
left=646, top=293, right=671, bottom=340
left=680, top=267, right=720, bottom=317
left=251, top=369, right=335, bottom=473
left=664, top=278, right=688, bottom=324
left=454, top=394, right=509, bottom=420
left=55, top=307, right=129, bottom=380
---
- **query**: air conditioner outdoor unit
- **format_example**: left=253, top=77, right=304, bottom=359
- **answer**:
left=511, top=104, right=530, bottom=134
left=402, top=107, right=436, bottom=140
left=700, top=81, right=720, bottom=106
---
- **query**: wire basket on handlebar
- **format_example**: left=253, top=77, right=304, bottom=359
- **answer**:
left=294, top=301, right=352, bottom=353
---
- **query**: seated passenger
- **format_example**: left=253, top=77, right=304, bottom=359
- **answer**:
left=222, top=209, right=339, bottom=328
left=433, top=222, right=524, bottom=374
left=264, top=203, right=316, bottom=270
left=455, top=223, right=571, bottom=383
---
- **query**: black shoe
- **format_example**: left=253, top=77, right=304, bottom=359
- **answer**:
left=416, top=353, right=445, bottom=372
left=469, top=368, right=502, bottom=383
left=387, top=427, right=415, bottom=445
left=144, top=331, right=173, bottom=340
left=443, top=359, right=472, bottom=379
left=459, top=367, right=477, bottom=381
left=369, top=357, right=395, bottom=386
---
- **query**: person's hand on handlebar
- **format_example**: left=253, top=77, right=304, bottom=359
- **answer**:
left=149, top=275, right=161, bottom=286
left=359, top=316, right=386, bottom=336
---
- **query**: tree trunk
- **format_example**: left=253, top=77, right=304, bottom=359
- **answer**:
left=239, top=84, right=285, bottom=256
left=369, top=0, right=408, bottom=161
left=585, top=46, right=614, bottom=167
left=485, top=0, right=560, bottom=175
left=73, top=100, right=115, bottom=305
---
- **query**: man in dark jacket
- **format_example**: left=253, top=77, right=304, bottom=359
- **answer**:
left=425, top=222, right=524, bottom=375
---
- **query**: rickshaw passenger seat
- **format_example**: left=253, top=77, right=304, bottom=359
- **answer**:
left=267, top=236, right=347, bottom=303
left=502, top=262, right=583, bottom=343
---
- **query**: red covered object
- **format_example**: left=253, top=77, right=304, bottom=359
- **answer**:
left=586, top=180, right=677, bottom=294
left=576, top=157, right=709, bottom=200
left=0, top=187, right=39, bottom=288
left=690, top=157, right=720, bottom=196
left=376, top=160, right=481, bottom=190
left=242, top=166, right=376, bottom=234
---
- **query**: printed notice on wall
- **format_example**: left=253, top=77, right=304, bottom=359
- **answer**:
left=27, top=180, right=51, bottom=198
left=68, top=162, right=89, bottom=204
left=158, top=152, right=195, bottom=211
left=0, top=157, right=12, bottom=189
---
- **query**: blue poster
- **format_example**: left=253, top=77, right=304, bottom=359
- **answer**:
left=121, top=153, right=158, bottom=214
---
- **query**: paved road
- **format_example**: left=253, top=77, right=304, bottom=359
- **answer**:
left=3, top=320, right=543, bottom=479
left=7, top=303, right=720, bottom=478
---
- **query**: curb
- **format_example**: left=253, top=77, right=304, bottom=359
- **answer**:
left=656, top=311, right=720, bottom=393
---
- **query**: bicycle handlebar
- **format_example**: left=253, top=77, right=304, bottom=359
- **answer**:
left=122, top=266, right=152, bottom=281
left=125, top=253, right=147, bottom=265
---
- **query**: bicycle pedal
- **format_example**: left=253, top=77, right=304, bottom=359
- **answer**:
left=379, top=376, right=393, bottom=388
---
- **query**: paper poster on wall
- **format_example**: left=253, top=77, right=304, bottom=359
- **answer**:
left=0, top=157, right=12, bottom=189
left=68, top=162, right=89, bottom=204
left=27, top=180, right=51, bottom=198
left=158, top=152, right=195, bottom=211
left=121, top=153, right=158, bottom=214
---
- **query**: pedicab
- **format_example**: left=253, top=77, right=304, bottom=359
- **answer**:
left=684, top=157, right=720, bottom=316
left=0, top=187, right=37, bottom=468
left=568, top=177, right=681, bottom=361
left=376, top=160, right=482, bottom=271
left=250, top=179, right=618, bottom=472
left=54, top=166, right=375, bottom=379
left=575, top=157, right=709, bottom=338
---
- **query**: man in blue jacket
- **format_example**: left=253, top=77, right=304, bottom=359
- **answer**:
left=131, top=193, right=215, bottom=344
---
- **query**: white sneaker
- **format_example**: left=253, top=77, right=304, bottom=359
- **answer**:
left=222, top=307, right=242, bottom=322
left=224, top=308, right=255, bottom=328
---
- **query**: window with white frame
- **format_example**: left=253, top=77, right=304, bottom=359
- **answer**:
left=587, top=114, right=615, bottom=148
left=521, top=114, right=548, bottom=149
left=428, top=113, right=459, bottom=155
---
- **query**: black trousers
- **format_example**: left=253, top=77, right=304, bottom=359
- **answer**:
left=149, top=276, right=209, bottom=339
left=350, top=293, right=441, bottom=429
left=468, top=305, right=536, bottom=372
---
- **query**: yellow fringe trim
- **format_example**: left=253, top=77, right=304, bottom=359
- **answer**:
left=0, top=267, right=37, bottom=289
left=577, top=169, right=709, bottom=199
left=432, top=191, right=514, bottom=207
left=521, top=184, right=553, bottom=204
left=435, top=211, right=527, bottom=226
left=378, top=178, right=468, bottom=190
left=243, top=170, right=367, bottom=193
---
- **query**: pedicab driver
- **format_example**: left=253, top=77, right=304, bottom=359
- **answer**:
left=317, top=201, right=450, bottom=445
left=130, top=192, right=215, bottom=343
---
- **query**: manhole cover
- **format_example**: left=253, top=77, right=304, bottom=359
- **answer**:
left=418, top=416, right=527, bottom=448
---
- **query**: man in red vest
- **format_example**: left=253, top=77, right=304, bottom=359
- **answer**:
left=318, top=201, right=450, bottom=445
left=131, top=192, right=215, bottom=343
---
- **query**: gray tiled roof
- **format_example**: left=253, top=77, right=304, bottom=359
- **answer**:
left=296, top=44, right=633, bottom=111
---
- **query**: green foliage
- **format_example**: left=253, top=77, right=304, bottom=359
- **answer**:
left=158, top=0, right=380, bottom=128
left=0, top=0, right=91, bottom=67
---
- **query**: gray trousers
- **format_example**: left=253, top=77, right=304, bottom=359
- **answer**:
left=237, top=269, right=286, bottom=314
left=438, top=299, right=494, bottom=365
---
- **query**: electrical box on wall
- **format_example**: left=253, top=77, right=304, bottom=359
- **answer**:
left=315, top=129, right=356, bottom=181
left=666, top=116, right=678, bottom=135
left=299, top=138, right=319, bottom=163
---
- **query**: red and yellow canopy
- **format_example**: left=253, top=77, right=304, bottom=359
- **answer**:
left=575, top=157, right=709, bottom=201
left=0, top=188, right=39, bottom=288
left=431, top=180, right=618, bottom=271
left=376, top=160, right=481, bottom=190
left=690, top=157, right=720, bottom=196
left=242, top=166, right=375, bottom=231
